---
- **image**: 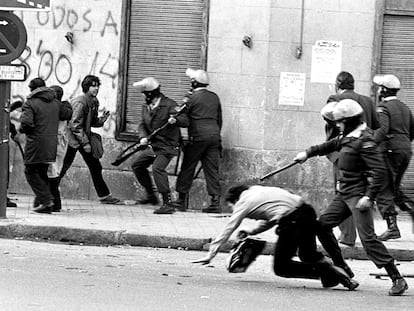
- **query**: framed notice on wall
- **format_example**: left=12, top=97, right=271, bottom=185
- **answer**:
left=310, top=40, right=342, bottom=84
left=278, top=72, right=306, bottom=106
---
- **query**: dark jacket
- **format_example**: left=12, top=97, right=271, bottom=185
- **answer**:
left=138, top=94, right=189, bottom=156
left=306, top=124, right=386, bottom=201
left=186, top=88, right=222, bottom=141
left=68, top=93, right=104, bottom=149
left=19, top=87, right=72, bottom=164
left=327, top=90, right=380, bottom=140
left=374, top=97, right=414, bottom=152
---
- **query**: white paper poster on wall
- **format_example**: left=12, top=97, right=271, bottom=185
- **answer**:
left=278, top=72, right=306, bottom=106
left=310, top=40, right=342, bottom=83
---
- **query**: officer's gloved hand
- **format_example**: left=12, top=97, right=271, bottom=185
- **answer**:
left=83, top=143, right=92, bottom=153
left=355, top=196, right=372, bottom=212
left=294, top=151, right=308, bottom=163
left=168, top=115, right=177, bottom=124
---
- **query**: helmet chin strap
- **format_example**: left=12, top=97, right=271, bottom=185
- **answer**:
left=143, top=87, right=161, bottom=104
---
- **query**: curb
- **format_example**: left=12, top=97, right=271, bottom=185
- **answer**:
left=0, top=223, right=413, bottom=261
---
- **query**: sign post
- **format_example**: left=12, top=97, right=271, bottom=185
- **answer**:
left=0, top=11, right=27, bottom=218
left=0, top=1, right=51, bottom=11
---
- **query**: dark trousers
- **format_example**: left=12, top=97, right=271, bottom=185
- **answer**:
left=273, top=203, right=324, bottom=279
left=131, top=148, right=173, bottom=194
left=176, top=139, right=220, bottom=195
left=388, top=150, right=413, bottom=212
left=317, top=195, right=394, bottom=268
left=376, top=153, right=402, bottom=217
left=60, top=146, right=110, bottom=198
left=24, top=163, right=54, bottom=205
left=332, top=161, right=357, bottom=245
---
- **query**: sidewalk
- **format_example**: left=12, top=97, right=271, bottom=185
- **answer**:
left=1, top=194, right=414, bottom=261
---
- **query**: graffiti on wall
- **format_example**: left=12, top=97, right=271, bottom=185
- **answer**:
left=12, top=3, right=121, bottom=134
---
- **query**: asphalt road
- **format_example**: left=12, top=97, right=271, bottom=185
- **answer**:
left=0, top=239, right=413, bottom=311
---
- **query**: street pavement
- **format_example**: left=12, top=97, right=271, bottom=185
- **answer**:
left=1, top=194, right=414, bottom=262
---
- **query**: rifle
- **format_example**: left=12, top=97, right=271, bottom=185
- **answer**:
left=111, top=104, right=186, bottom=166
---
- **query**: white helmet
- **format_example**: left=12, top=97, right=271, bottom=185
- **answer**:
left=133, top=77, right=160, bottom=92
left=373, top=74, right=401, bottom=89
left=320, top=101, right=338, bottom=121
left=185, top=68, right=209, bottom=84
left=332, top=99, right=363, bottom=121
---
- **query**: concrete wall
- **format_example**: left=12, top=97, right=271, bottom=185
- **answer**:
left=209, top=0, right=377, bottom=208
left=9, top=0, right=378, bottom=210
left=9, top=0, right=126, bottom=200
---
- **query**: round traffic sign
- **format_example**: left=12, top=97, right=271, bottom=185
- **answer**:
left=0, top=11, right=27, bottom=64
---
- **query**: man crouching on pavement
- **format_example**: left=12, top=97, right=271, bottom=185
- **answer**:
left=193, top=184, right=359, bottom=291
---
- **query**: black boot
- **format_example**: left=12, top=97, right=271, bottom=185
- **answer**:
left=384, top=261, right=408, bottom=296
left=316, top=257, right=359, bottom=290
left=378, top=215, right=401, bottom=241
left=33, top=197, right=40, bottom=208
left=33, top=201, right=54, bottom=214
left=154, top=192, right=175, bottom=214
left=171, top=192, right=188, bottom=211
left=49, top=177, right=61, bottom=212
left=202, top=195, right=222, bottom=213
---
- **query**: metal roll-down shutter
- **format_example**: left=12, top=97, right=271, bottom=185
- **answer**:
left=380, top=14, right=414, bottom=198
left=123, top=0, right=208, bottom=133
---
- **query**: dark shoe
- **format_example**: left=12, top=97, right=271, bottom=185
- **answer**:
left=202, top=195, right=222, bottom=213
left=153, top=203, right=175, bottom=214
left=317, top=258, right=358, bottom=290
left=99, top=195, right=121, bottom=205
left=33, top=202, right=54, bottom=214
left=202, top=206, right=222, bottom=213
left=171, top=192, right=188, bottom=211
left=33, top=197, right=40, bottom=208
left=7, top=197, right=17, bottom=208
left=379, top=215, right=401, bottom=241
left=389, top=278, right=408, bottom=296
left=343, top=278, right=360, bottom=291
left=137, top=194, right=159, bottom=205
left=49, top=177, right=61, bottom=212
left=332, top=266, right=359, bottom=291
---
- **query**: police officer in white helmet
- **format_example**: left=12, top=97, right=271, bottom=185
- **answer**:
left=132, top=77, right=189, bottom=214
left=372, top=74, right=414, bottom=240
left=294, top=99, right=408, bottom=296
left=172, top=68, right=223, bottom=213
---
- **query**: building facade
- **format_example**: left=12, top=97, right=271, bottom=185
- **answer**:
left=8, top=0, right=414, bottom=210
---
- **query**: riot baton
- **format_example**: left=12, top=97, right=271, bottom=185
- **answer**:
left=260, top=161, right=299, bottom=181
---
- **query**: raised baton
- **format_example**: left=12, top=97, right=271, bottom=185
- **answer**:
left=260, top=161, right=299, bottom=181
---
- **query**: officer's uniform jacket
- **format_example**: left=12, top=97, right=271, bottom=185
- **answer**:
left=306, top=123, right=386, bottom=201
left=374, top=96, right=414, bottom=152
left=325, top=90, right=380, bottom=164
left=185, top=88, right=222, bottom=141
left=138, top=94, right=189, bottom=156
